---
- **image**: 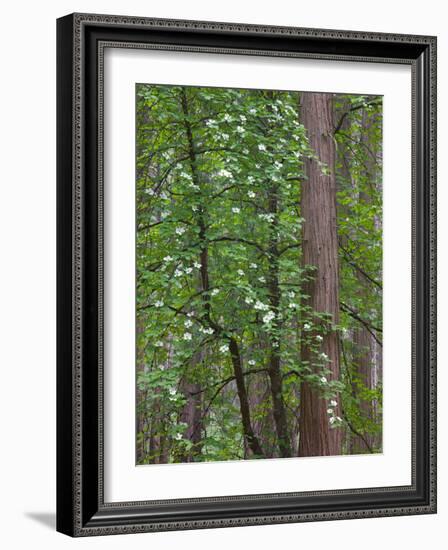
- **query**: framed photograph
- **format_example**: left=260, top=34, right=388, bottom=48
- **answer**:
left=56, top=13, right=437, bottom=536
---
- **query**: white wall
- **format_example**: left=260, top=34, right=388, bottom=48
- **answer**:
left=0, top=1, right=444, bottom=548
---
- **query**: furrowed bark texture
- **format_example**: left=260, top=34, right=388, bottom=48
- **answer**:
left=298, top=92, right=342, bottom=457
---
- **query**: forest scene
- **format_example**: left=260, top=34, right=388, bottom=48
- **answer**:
left=136, top=83, right=383, bottom=464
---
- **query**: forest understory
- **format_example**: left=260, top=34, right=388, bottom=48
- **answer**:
left=136, top=84, right=383, bottom=464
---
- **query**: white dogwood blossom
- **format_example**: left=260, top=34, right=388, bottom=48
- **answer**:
left=254, top=301, right=269, bottom=311
left=218, top=168, right=233, bottom=178
left=262, top=311, right=275, bottom=324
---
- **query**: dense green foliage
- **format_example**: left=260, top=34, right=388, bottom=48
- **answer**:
left=136, top=84, right=382, bottom=463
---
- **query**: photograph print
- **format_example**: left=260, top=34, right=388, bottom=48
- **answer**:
left=135, top=83, right=383, bottom=465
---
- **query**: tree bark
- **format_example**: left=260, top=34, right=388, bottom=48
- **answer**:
left=180, top=86, right=263, bottom=459
left=298, top=92, right=342, bottom=457
left=229, top=338, right=264, bottom=457
left=351, top=325, right=375, bottom=453
left=179, top=382, right=203, bottom=461
left=178, top=341, right=204, bottom=462
left=350, top=107, right=382, bottom=453
left=266, top=176, right=292, bottom=457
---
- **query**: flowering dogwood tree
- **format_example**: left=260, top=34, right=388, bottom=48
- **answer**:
left=136, top=84, right=382, bottom=463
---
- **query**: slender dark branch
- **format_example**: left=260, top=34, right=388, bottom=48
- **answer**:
left=201, top=369, right=266, bottom=426
left=202, top=379, right=233, bottom=417
left=136, top=288, right=210, bottom=317
left=340, top=302, right=383, bottom=347
left=339, top=242, right=382, bottom=289
left=210, top=184, right=239, bottom=199
left=208, top=236, right=266, bottom=255
left=137, top=217, right=197, bottom=233
left=334, top=99, right=382, bottom=134
left=340, top=302, right=382, bottom=333
left=282, top=369, right=302, bottom=380
left=341, top=407, right=375, bottom=454
left=278, top=242, right=301, bottom=256
left=137, top=220, right=164, bottom=232
left=190, top=368, right=268, bottom=397
left=336, top=130, right=379, bottom=162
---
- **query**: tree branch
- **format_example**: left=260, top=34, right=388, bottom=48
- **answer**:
left=341, top=407, right=375, bottom=454
left=339, top=242, right=382, bottom=290
left=340, top=302, right=383, bottom=347
left=334, top=99, right=382, bottom=134
left=208, top=236, right=266, bottom=255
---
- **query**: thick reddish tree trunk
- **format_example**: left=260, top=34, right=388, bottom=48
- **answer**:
left=298, top=93, right=342, bottom=457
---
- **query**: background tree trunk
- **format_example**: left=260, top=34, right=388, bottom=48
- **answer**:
left=180, top=86, right=263, bottom=458
left=267, top=175, right=292, bottom=458
left=350, top=107, right=382, bottom=453
left=178, top=344, right=204, bottom=462
left=298, top=92, right=342, bottom=457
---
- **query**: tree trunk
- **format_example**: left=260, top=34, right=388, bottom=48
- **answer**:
left=350, top=107, right=381, bottom=453
left=178, top=344, right=204, bottom=462
left=179, top=381, right=203, bottom=461
left=298, top=92, right=342, bottom=457
left=180, top=86, right=263, bottom=459
left=351, top=326, right=374, bottom=453
left=136, top=318, right=146, bottom=463
left=266, top=177, right=292, bottom=458
left=229, top=338, right=264, bottom=457
left=249, top=367, right=276, bottom=457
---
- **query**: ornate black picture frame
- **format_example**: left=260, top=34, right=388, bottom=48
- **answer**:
left=57, top=13, right=437, bottom=537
